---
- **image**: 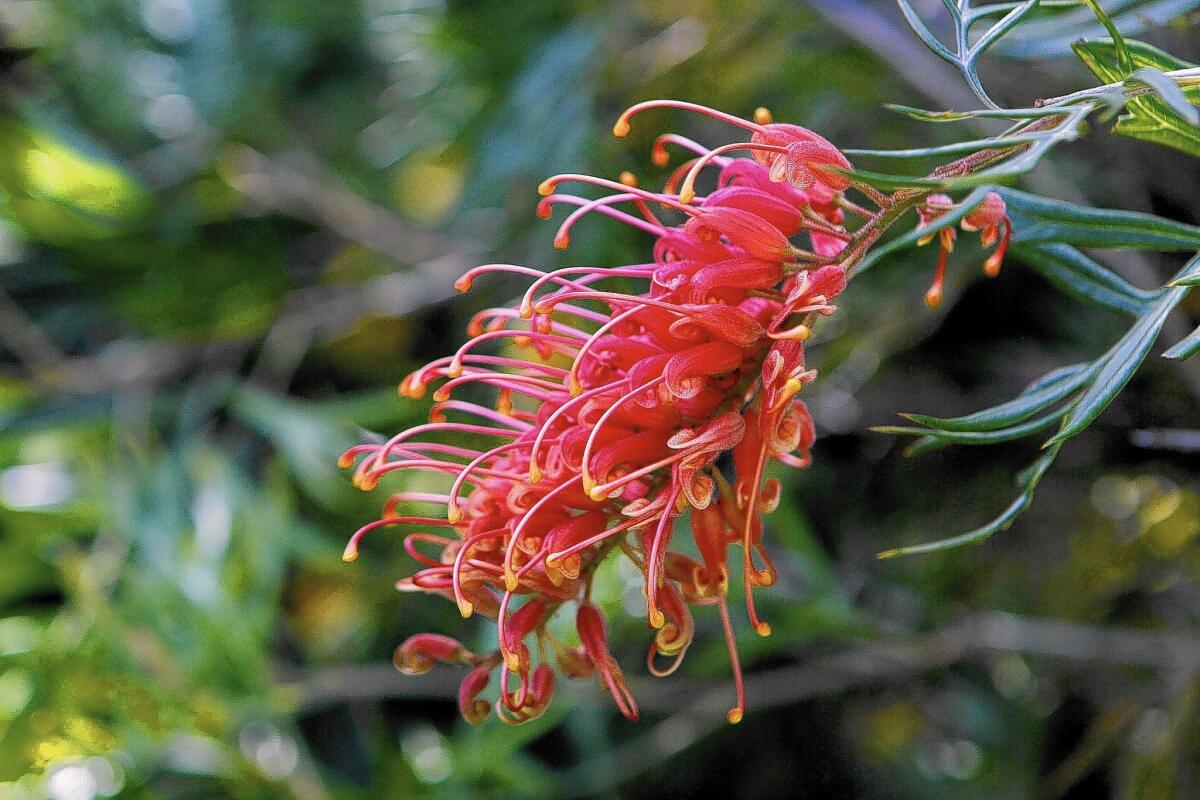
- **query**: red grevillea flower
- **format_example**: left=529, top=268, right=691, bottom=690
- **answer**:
left=340, top=100, right=856, bottom=726
left=917, top=191, right=1012, bottom=308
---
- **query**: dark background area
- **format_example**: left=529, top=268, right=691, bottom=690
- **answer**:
left=1, top=1, right=1199, bottom=797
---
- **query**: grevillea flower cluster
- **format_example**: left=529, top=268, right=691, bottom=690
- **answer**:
left=340, top=101, right=1012, bottom=725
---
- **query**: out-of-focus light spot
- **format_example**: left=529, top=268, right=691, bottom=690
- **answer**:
left=0, top=463, right=76, bottom=510
left=915, top=739, right=982, bottom=781
left=81, top=757, right=122, bottom=796
left=400, top=725, right=451, bottom=784
left=127, top=50, right=180, bottom=98
left=141, top=0, right=196, bottom=43
left=1090, top=475, right=1139, bottom=521
left=989, top=653, right=1032, bottom=699
left=238, top=721, right=299, bottom=779
left=810, top=386, right=861, bottom=433
left=22, top=137, right=143, bottom=218
left=0, top=670, right=34, bottom=719
left=0, top=617, right=38, bottom=656
left=192, top=486, right=232, bottom=560
left=0, top=219, right=27, bottom=265
left=144, top=93, right=197, bottom=140
left=862, top=701, right=923, bottom=761
left=44, top=762, right=97, bottom=800
left=1130, top=708, right=1170, bottom=754
left=163, top=734, right=230, bottom=776
left=392, top=154, right=463, bottom=224
left=180, top=562, right=219, bottom=607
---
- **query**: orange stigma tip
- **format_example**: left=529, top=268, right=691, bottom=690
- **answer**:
left=754, top=107, right=773, bottom=124
left=337, top=453, right=355, bottom=469
left=453, top=277, right=472, bottom=293
left=457, top=600, right=474, bottom=618
left=651, top=149, right=670, bottom=168
left=613, top=118, right=631, bottom=137
left=537, top=179, right=556, bottom=196
left=553, top=234, right=570, bottom=250
left=983, top=257, right=1002, bottom=278
left=727, top=708, right=744, bottom=724
left=432, top=388, right=450, bottom=403
left=924, top=289, right=943, bottom=310
left=341, top=544, right=359, bottom=563
left=754, top=621, right=772, bottom=637
left=619, top=171, right=638, bottom=187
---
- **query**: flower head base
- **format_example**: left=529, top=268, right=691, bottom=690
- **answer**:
left=917, top=191, right=1012, bottom=308
left=340, top=99, right=1006, bottom=726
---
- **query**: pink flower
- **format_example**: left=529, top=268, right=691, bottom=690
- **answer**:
left=341, top=101, right=859, bottom=725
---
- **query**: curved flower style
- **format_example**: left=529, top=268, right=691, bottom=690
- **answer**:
left=340, top=100, right=1010, bottom=726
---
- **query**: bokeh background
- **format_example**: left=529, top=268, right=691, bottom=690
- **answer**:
left=1, top=1, right=1200, bottom=798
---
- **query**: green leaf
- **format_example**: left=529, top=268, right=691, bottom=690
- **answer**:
left=1074, top=38, right=1200, bottom=158
left=898, top=362, right=1094, bottom=433
left=877, top=444, right=1061, bottom=558
left=884, top=103, right=1068, bottom=123
left=1163, top=325, right=1200, bottom=360
left=1046, top=286, right=1187, bottom=445
left=874, top=407, right=1069, bottom=448
left=1168, top=253, right=1200, bottom=286
left=1013, top=243, right=1157, bottom=316
left=1130, top=67, right=1200, bottom=125
left=1000, top=187, right=1200, bottom=251
left=1079, top=0, right=1133, bottom=74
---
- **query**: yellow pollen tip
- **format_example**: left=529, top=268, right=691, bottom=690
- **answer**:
left=924, top=289, right=943, bottom=310
left=678, top=184, right=696, bottom=205
left=568, top=377, right=583, bottom=397
left=432, top=387, right=450, bottom=403
left=446, top=361, right=463, bottom=379
left=619, top=170, right=638, bottom=187
left=518, top=301, right=534, bottom=319
left=504, top=571, right=519, bottom=592
left=528, top=463, right=543, bottom=485
left=341, top=543, right=359, bottom=563
left=588, top=486, right=607, bottom=502
left=446, top=503, right=462, bottom=524
left=649, top=608, right=665, bottom=629
left=754, top=107, right=773, bottom=124
left=504, top=652, right=521, bottom=673
left=754, top=621, right=772, bottom=637
left=727, top=708, right=745, bottom=724
left=457, top=600, right=474, bottom=618
left=537, top=179, right=556, bottom=197
left=613, top=118, right=631, bottom=138
left=794, top=324, right=811, bottom=342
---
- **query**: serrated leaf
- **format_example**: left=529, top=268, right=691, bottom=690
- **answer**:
left=1013, top=243, right=1157, bottom=316
left=898, top=362, right=1094, bottom=433
left=999, top=187, right=1200, bottom=251
left=877, top=444, right=1061, bottom=558
left=1046, top=287, right=1186, bottom=445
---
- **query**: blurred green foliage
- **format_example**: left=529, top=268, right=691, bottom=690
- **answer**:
left=1, top=1, right=1200, bottom=798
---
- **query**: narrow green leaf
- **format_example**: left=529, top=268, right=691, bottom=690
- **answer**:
left=1046, top=287, right=1186, bottom=445
left=1014, top=243, right=1157, bottom=316
left=845, top=130, right=1050, bottom=160
left=1000, top=187, right=1200, bottom=251
left=877, top=444, right=1061, bottom=558
left=1080, top=0, right=1133, bottom=74
left=896, top=0, right=956, bottom=63
left=1163, top=325, right=1200, bottom=360
left=874, top=407, right=1069, bottom=446
left=884, top=103, right=1068, bottom=122
left=898, top=362, right=1094, bottom=433
left=1168, top=253, right=1200, bottom=286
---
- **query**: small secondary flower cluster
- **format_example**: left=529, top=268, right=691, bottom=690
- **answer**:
left=340, top=101, right=1011, bottom=725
